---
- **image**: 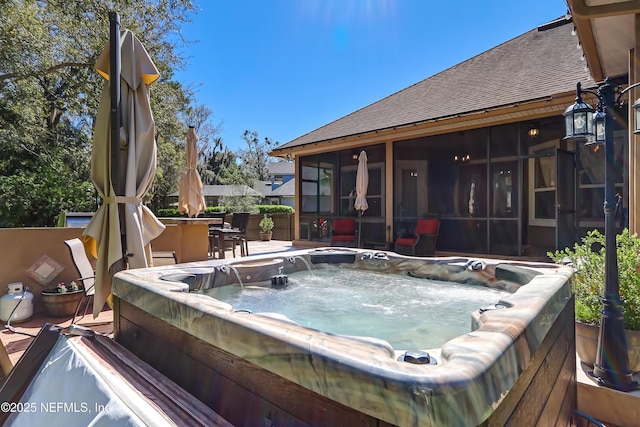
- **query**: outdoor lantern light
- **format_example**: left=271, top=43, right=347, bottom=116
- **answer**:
left=634, top=96, right=640, bottom=134
left=563, top=82, right=594, bottom=140
left=528, top=127, right=539, bottom=138
left=564, top=78, right=640, bottom=392
left=592, top=106, right=606, bottom=145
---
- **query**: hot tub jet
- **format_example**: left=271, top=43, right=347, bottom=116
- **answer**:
left=271, top=267, right=289, bottom=288
left=402, top=350, right=437, bottom=365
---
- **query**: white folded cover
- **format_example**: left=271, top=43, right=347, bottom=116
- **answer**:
left=7, top=335, right=173, bottom=426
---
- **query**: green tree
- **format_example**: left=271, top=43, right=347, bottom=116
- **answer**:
left=202, top=143, right=239, bottom=185
left=0, top=0, right=197, bottom=226
left=149, top=80, right=193, bottom=211
left=183, top=104, right=235, bottom=186
left=211, top=130, right=280, bottom=212
left=238, top=130, right=278, bottom=181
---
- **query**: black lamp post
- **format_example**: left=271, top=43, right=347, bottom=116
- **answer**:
left=564, top=77, right=640, bottom=391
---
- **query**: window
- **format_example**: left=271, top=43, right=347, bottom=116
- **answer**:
left=301, top=161, right=334, bottom=214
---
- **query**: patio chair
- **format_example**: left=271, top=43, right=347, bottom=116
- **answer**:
left=394, top=218, right=440, bottom=256
left=228, top=213, right=250, bottom=257
left=63, top=238, right=96, bottom=324
left=151, top=250, right=177, bottom=266
left=207, top=212, right=226, bottom=257
left=330, top=218, right=356, bottom=247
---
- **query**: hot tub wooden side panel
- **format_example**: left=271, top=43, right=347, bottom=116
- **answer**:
left=113, top=298, right=395, bottom=427
left=482, top=295, right=576, bottom=426
left=113, top=292, right=576, bottom=427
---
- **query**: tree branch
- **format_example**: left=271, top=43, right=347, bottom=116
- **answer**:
left=0, top=62, right=93, bottom=84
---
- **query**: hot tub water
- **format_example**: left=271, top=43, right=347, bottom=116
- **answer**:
left=205, top=268, right=510, bottom=350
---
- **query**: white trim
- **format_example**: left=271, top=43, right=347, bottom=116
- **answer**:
left=528, top=139, right=560, bottom=227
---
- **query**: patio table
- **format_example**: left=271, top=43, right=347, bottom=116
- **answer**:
left=158, top=217, right=224, bottom=226
left=209, top=227, right=247, bottom=259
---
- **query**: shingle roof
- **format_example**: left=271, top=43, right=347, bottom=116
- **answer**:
left=268, top=179, right=295, bottom=197
left=268, top=161, right=295, bottom=175
left=277, top=17, right=592, bottom=150
left=171, top=185, right=263, bottom=197
left=202, top=185, right=263, bottom=197
left=253, top=180, right=272, bottom=196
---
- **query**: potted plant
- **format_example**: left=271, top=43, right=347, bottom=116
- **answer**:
left=548, top=228, right=640, bottom=373
left=259, top=214, right=274, bottom=241
left=41, top=281, right=85, bottom=317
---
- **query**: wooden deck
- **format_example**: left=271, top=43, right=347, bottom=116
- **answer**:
left=0, top=240, right=297, bottom=366
left=0, top=308, right=114, bottom=368
left=0, top=311, right=232, bottom=426
left=0, top=238, right=637, bottom=426
left=2, top=304, right=638, bottom=426
left=576, top=357, right=640, bottom=427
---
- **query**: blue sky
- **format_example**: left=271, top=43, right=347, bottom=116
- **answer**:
left=174, top=0, right=569, bottom=152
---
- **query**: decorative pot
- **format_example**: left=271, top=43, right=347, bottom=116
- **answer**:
left=575, top=321, right=640, bottom=373
left=41, top=289, right=84, bottom=317
left=260, top=232, right=272, bottom=241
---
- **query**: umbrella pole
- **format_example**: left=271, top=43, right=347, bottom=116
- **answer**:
left=109, top=12, right=127, bottom=268
left=358, top=211, right=362, bottom=248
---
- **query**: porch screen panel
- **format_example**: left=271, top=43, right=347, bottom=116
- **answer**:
left=577, top=130, right=625, bottom=225
left=301, top=162, right=334, bottom=214
left=339, top=165, right=383, bottom=217
left=366, top=164, right=383, bottom=217
left=340, top=168, right=356, bottom=216
left=491, top=161, right=518, bottom=218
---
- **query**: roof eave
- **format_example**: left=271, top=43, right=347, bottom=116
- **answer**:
left=568, top=0, right=640, bottom=82
left=271, top=91, right=577, bottom=157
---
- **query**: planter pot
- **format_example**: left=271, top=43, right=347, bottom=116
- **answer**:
left=41, top=289, right=84, bottom=317
left=575, top=321, right=640, bottom=373
left=260, top=232, right=272, bottom=241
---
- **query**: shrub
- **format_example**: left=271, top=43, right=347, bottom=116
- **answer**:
left=259, top=214, right=274, bottom=233
left=548, top=229, right=640, bottom=330
left=156, top=208, right=182, bottom=217
left=156, top=205, right=294, bottom=217
left=204, top=206, right=226, bottom=216
left=257, top=205, right=294, bottom=214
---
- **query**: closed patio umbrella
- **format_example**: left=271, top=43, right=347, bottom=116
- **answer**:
left=82, top=19, right=165, bottom=317
left=178, top=127, right=206, bottom=217
left=468, top=181, right=476, bottom=216
left=354, top=150, right=368, bottom=247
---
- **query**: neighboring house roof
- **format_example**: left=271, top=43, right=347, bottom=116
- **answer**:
left=170, top=185, right=263, bottom=198
left=268, top=161, right=294, bottom=175
left=253, top=180, right=272, bottom=195
left=276, top=17, right=592, bottom=150
left=266, top=178, right=295, bottom=197
left=255, top=178, right=295, bottom=197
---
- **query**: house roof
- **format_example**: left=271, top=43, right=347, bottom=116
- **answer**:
left=268, top=161, right=294, bottom=175
left=253, top=180, right=272, bottom=195
left=202, top=185, right=263, bottom=197
left=275, top=17, right=592, bottom=150
left=171, top=185, right=263, bottom=198
left=267, top=178, right=295, bottom=197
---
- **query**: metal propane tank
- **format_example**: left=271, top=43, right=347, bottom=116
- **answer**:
left=0, top=282, right=34, bottom=323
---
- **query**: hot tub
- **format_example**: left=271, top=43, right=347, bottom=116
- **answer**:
left=112, top=248, right=575, bottom=426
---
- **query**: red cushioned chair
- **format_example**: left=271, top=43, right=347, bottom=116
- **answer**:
left=394, top=218, right=440, bottom=256
left=330, top=218, right=357, bottom=247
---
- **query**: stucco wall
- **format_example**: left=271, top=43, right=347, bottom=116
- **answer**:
left=0, top=228, right=86, bottom=313
left=0, top=226, right=209, bottom=313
